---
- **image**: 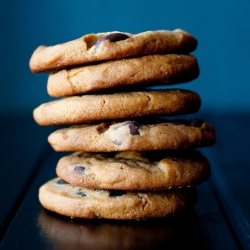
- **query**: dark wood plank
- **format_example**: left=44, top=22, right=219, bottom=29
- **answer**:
left=0, top=114, right=53, bottom=239
left=200, top=112, right=250, bottom=249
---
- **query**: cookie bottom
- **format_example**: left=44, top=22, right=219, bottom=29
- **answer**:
left=39, top=178, right=198, bottom=220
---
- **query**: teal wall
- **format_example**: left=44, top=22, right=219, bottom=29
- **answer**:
left=1, top=0, right=250, bottom=115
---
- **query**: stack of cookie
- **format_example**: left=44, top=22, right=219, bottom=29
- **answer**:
left=29, top=29, right=216, bottom=220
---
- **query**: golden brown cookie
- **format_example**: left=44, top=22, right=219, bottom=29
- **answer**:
left=47, top=54, right=199, bottom=97
left=33, top=89, right=201, bottom=126
left=29, top=29, right=198, bottom=72
left=39, top=177, right=197, bottom=220
left=48, top=119, right=216, bottom=152
left=56, top=150, right=210, bottom=190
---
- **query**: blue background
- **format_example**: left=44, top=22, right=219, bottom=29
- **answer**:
left=1, top=0, right=250, bottom=115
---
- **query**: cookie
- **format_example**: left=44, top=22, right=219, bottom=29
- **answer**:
left=39, top=177, right=197, bottom=220
left=56, top=150, right=210, bottom=190
left=48, top=119, right=216, bottom=152
left=29, top=29, right=198, bottom=73
left=47, top=54, right=199, bottom=97
left=33, top=89, right=201, bottom=126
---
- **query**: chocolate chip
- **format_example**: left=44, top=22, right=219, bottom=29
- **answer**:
left=109, top=190, right=126, bottom=197
left=114, top=121, right=140, bottom=135
left=76, top=191, right=86, bottom=197
left=96, top=122, right=112, bottom=134
left=189, top=119, right=203, bottom=127
left=74, top=166, right=85, bottom=174
left=56, top=179, right=68, bottom=185
left=128, top=121, right=140, bottom=135
left=95, top=33, right=129, bottom=49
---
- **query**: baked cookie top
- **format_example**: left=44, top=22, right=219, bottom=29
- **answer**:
left=33, top=89, right=201, bottom=126
left=47, top=54, right=199, bottom=97
left=39, top=177, right=197, bottom=220
left=56, top=150, right=210, bottom=190
left=29, top=29, right=198, bottom=72
left=48, top=119, right=216, bottom=152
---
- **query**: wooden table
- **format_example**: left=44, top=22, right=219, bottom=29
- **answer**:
left=0, top=112, right=249, bottom=249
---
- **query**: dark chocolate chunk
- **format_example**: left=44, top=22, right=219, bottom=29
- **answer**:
left=74, top=166, right=85, bottom=174
left=128, top=121, right=140, bottom=135
left=114, top=121, right=140, bottom=135
left=189, top=119, right=203, bottom=127
left=56, top=179, right=68, bottom=185
left=109, top=190, right=126, bottom=197
left=96, top=122, right=112, bottom=134
left=76, top=191, right=86, bottom=197
left=95, top=33, right=129, bottom=48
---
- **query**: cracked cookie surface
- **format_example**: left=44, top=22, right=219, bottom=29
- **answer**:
left=56, top=150, right=210, bottom=190
left=29, top=29, right=197, bottom=72
left=47, top=54, right=199, bottom=97
left=39, top=177, right=197, bottom=220
left=48, top=119, right=216, bottom=152
left=33, top=89, right=201, bottom=126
